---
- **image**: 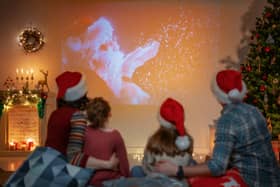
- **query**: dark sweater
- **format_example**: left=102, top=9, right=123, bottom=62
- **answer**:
left=45, top=107, right=78, bottom=155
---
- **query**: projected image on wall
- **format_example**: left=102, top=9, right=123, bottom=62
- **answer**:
left=62, top=2, right=220, bottom=105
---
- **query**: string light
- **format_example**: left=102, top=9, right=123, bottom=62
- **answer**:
left=18, top=27, right=45, bottom=53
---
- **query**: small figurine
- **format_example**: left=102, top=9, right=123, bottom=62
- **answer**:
left=37, top=70, right=49, bottom=92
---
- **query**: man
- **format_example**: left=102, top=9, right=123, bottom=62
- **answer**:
left=155, top=69, right=280, bottom=187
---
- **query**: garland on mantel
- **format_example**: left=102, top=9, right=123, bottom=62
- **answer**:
left=0, top=90, right=48, bottom=119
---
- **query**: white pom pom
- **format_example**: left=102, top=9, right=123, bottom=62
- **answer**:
left=175, top=136, right=190, bottom=151
left=228, top=89, right=242, bottom=102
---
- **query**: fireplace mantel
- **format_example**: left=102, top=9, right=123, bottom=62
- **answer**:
left=0, top=92, right=55, bottom=157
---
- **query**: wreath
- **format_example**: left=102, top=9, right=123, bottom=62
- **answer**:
left=18, top=27, right=45, bottom=53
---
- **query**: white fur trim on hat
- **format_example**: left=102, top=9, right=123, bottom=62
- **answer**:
left=64, top=75, right=87, bottom=101
left=157, top=112, right=173, bottom=129
left=211, top=79, right=247, bottom=104
left=175, top=136, right=190, bottom=151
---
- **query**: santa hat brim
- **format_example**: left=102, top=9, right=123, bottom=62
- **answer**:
left=157, top=112, right=173, bottom=129
left=211, top=77, right=247, bottom=104
left=64, top=75, right=87, bottom=101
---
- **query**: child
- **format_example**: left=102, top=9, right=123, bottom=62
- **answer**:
left=142, top=98, right=194, bottom=177
left=131, top=97, right=194, bottom=186
left=83, top=97, right=130, bottom=186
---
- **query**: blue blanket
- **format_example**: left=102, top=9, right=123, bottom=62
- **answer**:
left=4, top=147, right=93, bottom=187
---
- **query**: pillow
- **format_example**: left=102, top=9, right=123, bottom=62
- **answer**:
left=5, top=146, right=93, bottom=187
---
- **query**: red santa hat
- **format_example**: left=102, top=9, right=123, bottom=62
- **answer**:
left=211, top=69, right=247, bottom=104
left=158, top=98, right=190, bottom=151
left=56, top=71, right=87, bottom=101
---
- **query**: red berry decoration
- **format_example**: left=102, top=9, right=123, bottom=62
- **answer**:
left=264, top=47, right=271, bottom=52
left=264, top=12, right=272, bottom=18
left=260, top=85, right=266, bottom=92
left=262, top=75, right=267, bottom=80
left=246, top=65, right=252, bottom=72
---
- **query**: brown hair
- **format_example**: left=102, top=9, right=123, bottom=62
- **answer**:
left=86, top=97, right=111, bottom=129
left=145, top=126, right=193, bottom=157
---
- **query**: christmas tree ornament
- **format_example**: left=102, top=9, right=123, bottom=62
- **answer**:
left=246, top=65, right=252, bottom=72
left=273, top=78, right=279, bottom=84
left=264, top=46, right=271, bottom=52
left=264, top=92, right=268, bottom=103
left=257, top=45, right=262, bottom=52
left=260, top=85, right=266, bottom=92
left=277, top=95, right=280, bottom=105
left=272, top=24, right=277, bottom=29
left=266, top=35, right=275, bottom=44
left=264, top=12, right=272, bottom=18
left=267, top=117, right=273, bottom=134
left=271, top=56, right=276, bottom=64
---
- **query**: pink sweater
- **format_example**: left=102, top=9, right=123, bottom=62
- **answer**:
left=84, top=128, right=130, bottom=186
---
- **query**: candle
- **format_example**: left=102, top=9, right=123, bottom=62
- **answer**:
left=21, top=68, right=24, bottom=81
left=28, top=141, right=34, bottom=151
left=15, top=142, right=19, bottom=150
left=26, top=70, right=29, bottom=81
left=30, top=68, right=34, bottom=81
left=27, top=138, right=34, bottom=151
left=9, top=142, right=15, bottom=150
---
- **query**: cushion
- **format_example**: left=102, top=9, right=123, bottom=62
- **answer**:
left=5, top=146, right=93, bottom=187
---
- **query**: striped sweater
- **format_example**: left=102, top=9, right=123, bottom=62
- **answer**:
left=67, top=110, right=90, bottom=167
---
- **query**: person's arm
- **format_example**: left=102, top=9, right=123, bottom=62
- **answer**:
left=154, top=161, right=211, bottom=177
left=155, top=117, right=234, bottom=178
left=67, top=111, right=118, bottom=169
left=142, top=150, right=155, bottom=175
left=114, top=130, right=130, bottom=177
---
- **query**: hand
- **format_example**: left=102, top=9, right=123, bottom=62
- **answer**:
left=107, top=153, right=119, bottom=170
left=154, top=160, right=178, bottom=176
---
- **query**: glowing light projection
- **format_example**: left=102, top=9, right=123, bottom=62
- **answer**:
left=62, top=3, right=220, bottom=105
left=63, top=17, right=160, bottom=104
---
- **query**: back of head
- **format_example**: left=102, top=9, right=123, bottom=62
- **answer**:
left=55, top=71, right=88, bottom=109
left=211, top=69, right=247, bottom=105
left=145, top=97, right=193, bottom=156
left=87, top=97, right=111, bottom=129
left=146, top=127, right=193, bottom=157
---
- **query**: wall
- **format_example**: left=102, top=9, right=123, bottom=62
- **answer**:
left=0, top=0, right=266, bottom=154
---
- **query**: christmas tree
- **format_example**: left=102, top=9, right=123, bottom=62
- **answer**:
left=241, top=0, right=280, bottom=139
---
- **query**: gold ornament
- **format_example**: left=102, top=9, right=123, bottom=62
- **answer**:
left=277, top=95, right=280, bottom=105
left=267, top=117, right=272, bottom=134
left=272, top=24, right=276, bottom=29
left=257, top=45, right=262, bottom=52
left=273, top=78, right=279, bottom=84
left=271, top=56, right=276, bottom=64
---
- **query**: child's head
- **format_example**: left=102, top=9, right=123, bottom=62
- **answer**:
left=87, top=97, right=111, bottom=129
left=146, top=97, right=193, bottom=156
left=146, top=126, right=193, bottom=157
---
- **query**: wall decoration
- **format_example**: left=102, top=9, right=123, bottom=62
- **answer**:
left=18, top=27, right=45, bottom=53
